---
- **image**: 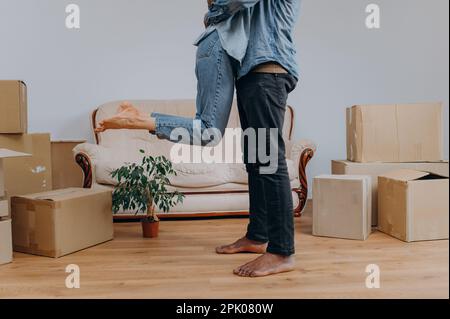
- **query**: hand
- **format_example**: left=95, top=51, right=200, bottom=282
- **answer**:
left=204, top=13, right=209, bottom=28
left=207, top=0, right=213, bottom=7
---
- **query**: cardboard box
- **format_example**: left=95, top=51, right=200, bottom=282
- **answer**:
left=378, top=170, right=449, bottom=242
left=332, top=160, right=449, bottom=226
left=0, top=148, right=31, bottom=197
left=11, top=188, right=113, bottom=258
left=51, top=140, right=86, bottom=190
left=313, top=175, right=372, bottom=240
left=0, top=134, right=52, bottom=196
left=0, top=196, right=9, bottom=218
left=0, top=219, right=13, bottom=265
left=347, top=103, right=443, bottom=162
left=0, top=80, right=28, bottom=133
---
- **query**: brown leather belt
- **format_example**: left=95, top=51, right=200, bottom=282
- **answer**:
left=252, top=62, right=288, bottom=74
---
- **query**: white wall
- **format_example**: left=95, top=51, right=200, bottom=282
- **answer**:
left=1, top=0, right=448, bottom=187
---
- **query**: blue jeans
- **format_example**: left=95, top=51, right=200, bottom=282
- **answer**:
left=152, top=30, right=238, bottom=146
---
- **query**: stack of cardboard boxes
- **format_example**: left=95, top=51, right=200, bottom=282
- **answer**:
left=314, top=103, right=449, bottom=242
left=0, top=149, right=30, bottom=265
left=1, top=80, right=53, bottom=265
left=0, top=81, right=53, bottom=196
left=1, top=80, right=113, bottom=261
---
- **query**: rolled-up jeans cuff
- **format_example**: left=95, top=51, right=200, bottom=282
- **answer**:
left=267, top=245, right=295, bottom=257
left=151, top=113, right=170, bottom=139
left=245, top=232, right=268, bottom=244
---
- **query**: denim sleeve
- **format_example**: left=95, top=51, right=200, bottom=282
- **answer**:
left=206, top=0, right=261, bottom=25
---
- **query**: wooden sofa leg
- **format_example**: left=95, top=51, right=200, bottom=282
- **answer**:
left=75, top=153, right=93, bottom=188
left=294, top=148, right=315, bottom=217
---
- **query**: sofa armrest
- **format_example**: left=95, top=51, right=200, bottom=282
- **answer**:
left=73, top=143, right=111, bottom=188
left=291, top=139, right=316, bottom=216
left=291, top=139, right=316, bottom=167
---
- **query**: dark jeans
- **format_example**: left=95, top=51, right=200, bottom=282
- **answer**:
left=236, top=72, right=298, bottom=256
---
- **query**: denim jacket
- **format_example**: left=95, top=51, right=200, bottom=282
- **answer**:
left=195, top=0, right=301, bottom=80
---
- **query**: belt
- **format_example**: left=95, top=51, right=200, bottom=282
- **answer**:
left=252, top=63, right=288, bottom=74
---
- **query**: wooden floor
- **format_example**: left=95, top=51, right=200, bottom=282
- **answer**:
left=0, top=206, right=448, bottom=299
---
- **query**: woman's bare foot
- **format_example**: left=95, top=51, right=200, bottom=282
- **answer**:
left=233, top=253, right=295, bottom=278
left=95, top=102, right=156, bottom=133
left=216, top=237, right=268, bottom=254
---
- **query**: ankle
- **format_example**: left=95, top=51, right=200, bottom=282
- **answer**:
left=244, top=237, right=267, bottom=245
left=265, top=252, right=294, bottom=260
left=143, top=118, right=156, bottom=132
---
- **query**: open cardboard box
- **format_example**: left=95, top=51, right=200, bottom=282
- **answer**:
left=332, top=160, right=449, bottom=226
left=0, top=134, right=52, bottom=196
left=0, top=148, right=31, bottom=198
left=378, top=169, right=449, bottom=242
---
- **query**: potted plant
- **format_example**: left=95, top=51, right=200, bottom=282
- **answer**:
left=111, top=151, right=184, bottom=238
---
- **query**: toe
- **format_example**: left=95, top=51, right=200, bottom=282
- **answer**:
left=241, top=266, right=251, bottom=277
left=120, top=101, right=132, bottom=109
left=237, top=267, right=246, bottom=277
left=245, top=266, right=255, bottom=277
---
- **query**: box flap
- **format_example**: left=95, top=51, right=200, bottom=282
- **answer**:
left=0, top=148, right=31, bottom=159
left=381, top=169, right=448, bottom=182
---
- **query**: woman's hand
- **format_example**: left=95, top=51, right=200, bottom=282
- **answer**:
left=204, top=0, right=213, bottom=28
left=204, top=14, right=208, bottom=28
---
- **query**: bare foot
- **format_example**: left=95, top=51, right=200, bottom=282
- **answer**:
left=95, top=102, right=156, bottom=133
left=233, top=253, right=295, bottom=278
left=216, top=237, right=267, bottom=254
left=118, top=101, right=141, bottom=115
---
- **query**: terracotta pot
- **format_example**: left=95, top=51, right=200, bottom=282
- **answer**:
left=141, top=220, right=159, bottom=238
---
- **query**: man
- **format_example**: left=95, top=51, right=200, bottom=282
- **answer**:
left=209, top=0, right=300, bottom=278
left=97, top=0, right=301, bottom=277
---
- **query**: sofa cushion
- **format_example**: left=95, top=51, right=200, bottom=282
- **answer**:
left=96, top=159, right=299, bottom=188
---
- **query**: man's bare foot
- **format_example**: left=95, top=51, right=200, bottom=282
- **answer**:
left=95, top=102, right=156, bottom=133
left=233, top=253, right=295, bottom=278
left=216, top=237, right=267, bottom=254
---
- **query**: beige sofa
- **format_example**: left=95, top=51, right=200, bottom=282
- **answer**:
left=73, top=100, right=316, bottom=219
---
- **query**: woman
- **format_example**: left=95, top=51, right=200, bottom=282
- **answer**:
left=95, top=2, right=238, bottom=146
